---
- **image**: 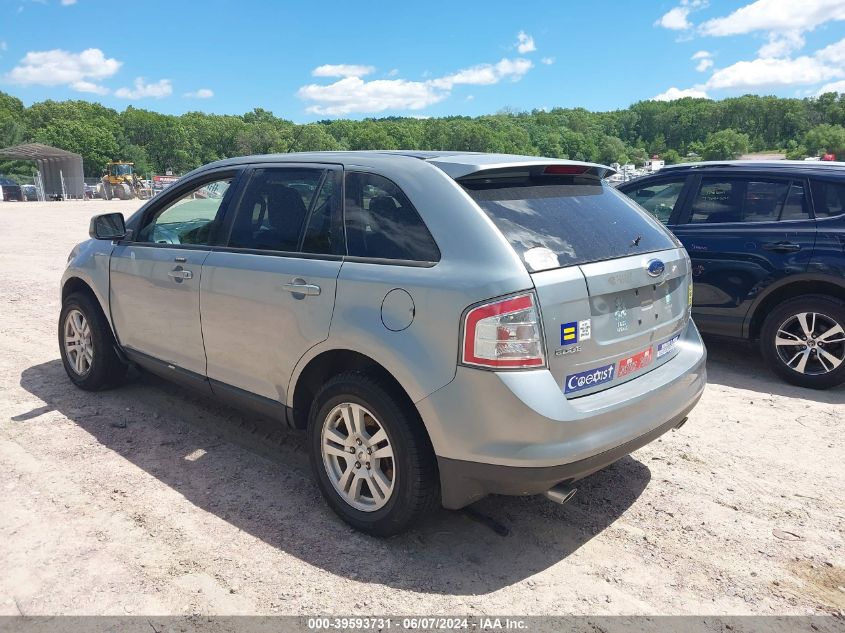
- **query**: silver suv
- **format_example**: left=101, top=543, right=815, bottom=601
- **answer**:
left=60, top=151, right=706, bottom=535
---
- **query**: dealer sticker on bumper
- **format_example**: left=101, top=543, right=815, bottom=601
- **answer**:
left=564, top=363, right=615, bottom=394
left=657, top=334, right=681, bottom=358
left=618, top=348, right=653, bottom=378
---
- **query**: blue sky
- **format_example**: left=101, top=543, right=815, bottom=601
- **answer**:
left=3, top=0, right=845, bottom=120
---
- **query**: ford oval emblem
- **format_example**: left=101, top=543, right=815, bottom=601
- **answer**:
left=646, top=259, right=665, bottom=277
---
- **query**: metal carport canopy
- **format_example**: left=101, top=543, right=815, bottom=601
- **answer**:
left=0, top=142, right=84, bottom=199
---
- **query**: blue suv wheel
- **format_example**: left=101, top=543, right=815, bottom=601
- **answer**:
left=761, top=295, right=845, bottom=389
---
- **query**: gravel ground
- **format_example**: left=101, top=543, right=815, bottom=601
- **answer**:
left=0, top=200, right=843, bottom=616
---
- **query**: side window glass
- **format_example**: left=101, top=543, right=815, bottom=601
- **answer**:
left=228, top=168, right=324, bottom=252
left=743, top=181, right=790, bottom=223
left=136, top=178, right=232, bottom=245
left=689, top=180, right=739, bottom=224
left=344, top=172, right=440, bottom=262
left=810, top=180, right=845, bottom=218
left=780, top=183, right=809, bottom=221
left=301, top=171, right=343, bottom=255
left=628, top=180, right=684, bottom=224
left=688, top=178, right=798, bottom=224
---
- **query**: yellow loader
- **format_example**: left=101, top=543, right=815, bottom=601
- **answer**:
left=98, top=162, right=151, bottom=200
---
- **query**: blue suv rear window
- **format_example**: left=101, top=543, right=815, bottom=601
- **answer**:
left=463, top=178, right=678, bottom=272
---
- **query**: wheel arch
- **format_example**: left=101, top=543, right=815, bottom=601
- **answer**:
left=746, top=275, right=845, bottom=340
left=61, top=275, right=117, bottom=338
left=62, top=276, right=97, bottom=302
left=289, top=348, right=426, bottom=434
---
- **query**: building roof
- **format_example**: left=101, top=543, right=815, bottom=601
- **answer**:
left=0, top=142, right=82, bottom=161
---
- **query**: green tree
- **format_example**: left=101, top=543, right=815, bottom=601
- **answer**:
left=663, top=149, right=682, bottom=164
left=598, top=135, right=629, bottom=165
left=702, top=129, right=749, bottom=160
left=804, top=124, right=845, bottom=157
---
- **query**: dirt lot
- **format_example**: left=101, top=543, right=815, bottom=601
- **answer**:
left=0, top=200, right=843, bottom=616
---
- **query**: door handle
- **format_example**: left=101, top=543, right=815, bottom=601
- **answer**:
left=282, top=279, right=321, bottom=296
left=167, top=268, right=193, bottom=280
left=762, top=241, right=802, bottom=253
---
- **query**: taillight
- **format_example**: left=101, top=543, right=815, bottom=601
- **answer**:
left=461, top=292, right=546, bottom=369
left=543, top=164, right=588, bottom=175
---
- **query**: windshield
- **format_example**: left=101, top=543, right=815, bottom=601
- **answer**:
left=463, top=177, right=679, bottom=272
left=111, top=164, right=133, bottom=176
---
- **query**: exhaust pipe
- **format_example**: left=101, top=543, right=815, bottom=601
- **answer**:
left=544, top=484, right=577, bottom=505
left=673, top=416, right=688, bottom=430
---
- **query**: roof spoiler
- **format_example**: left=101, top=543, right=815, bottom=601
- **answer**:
left=444, top=161, right=617, bottom=182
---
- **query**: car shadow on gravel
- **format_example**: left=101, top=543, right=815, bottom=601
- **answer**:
left=704, top=338, right=845, bottom=403
left=18, top=359, right=652, bottom=595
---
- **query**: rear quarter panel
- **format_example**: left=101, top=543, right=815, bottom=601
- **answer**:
left=288, top=158, right=534, bottom=406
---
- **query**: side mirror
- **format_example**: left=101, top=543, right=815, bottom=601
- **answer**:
left=89, top=213, right=127, bottom=240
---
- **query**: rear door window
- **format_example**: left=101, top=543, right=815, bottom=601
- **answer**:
left=228, top=167, right=342, bottom=254
left=687, top=177, right=809, bottom=224
left=344, top=172, right=440, bottom=262
left=462, top=177, right=677, bottom=272
left=625, top=179, right=686, bottom=224
left=810, top=179, right=845, bottom=218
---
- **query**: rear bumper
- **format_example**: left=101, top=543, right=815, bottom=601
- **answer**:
left=436, top=405, right=694, bottom=508
left=417, top=321, right=707, bottom=509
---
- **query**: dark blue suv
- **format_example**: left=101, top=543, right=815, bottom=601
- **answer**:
left=618, top=161, right=845, bottom=390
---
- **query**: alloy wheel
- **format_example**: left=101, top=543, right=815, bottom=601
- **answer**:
left=320, top=402, right=395, bottom=512
left=774, top=311, right=845, bottom=375
left=63, top=309, right=94, bottom=376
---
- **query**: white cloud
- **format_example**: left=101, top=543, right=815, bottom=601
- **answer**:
left=311, top=64, right=375, bottom=78
left=657, top=6, right=693, bottom=30
left=541, top=56, right=555, bottom=65
left=71, top=80, right=108, bottom=95
left=298, top=77, right=446, bottom=115
left=429, top=57, right=533, bottom=89
left=299, top=57, right=533, bottom=115
left=656, top=0, right=708, bottom=31
left=817, top=79, right=845, bottom=94
left=115, top=77, right=172, bottom=99
left=700, top=0, right=845, bottom=36
left=704, top=55, right=843, bottom=90
left=652, top=86, right=709, bottom=101
left=61, top=0, right=77, bottom=5
left=692, top=50, right=714, bottom=71
left=758, top=30, right=805, bottom=57
left=386, top=68, right=399, bottom=77
left=516, top=31, right=536, bottom=54
left=0, top=41, right=7, bottom=52
left=816, top=37, right=845, bottom=65
left=5, top=48, right=121, bottom=86
left=184, top=88, right=214, bottom=98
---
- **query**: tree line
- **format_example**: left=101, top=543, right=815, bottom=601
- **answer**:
left=4, top=90, right=845, bottom=179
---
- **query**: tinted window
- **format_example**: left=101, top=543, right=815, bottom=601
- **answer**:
left=301, top=171, right=343, bottom=254
left=810, top=179, right=845, bottom=217
left=626, top=180, right=685, bottom=224
left=136, top=177, right=232, bottom=245
left=228, top=168, right=332, bottom=252
left=344, top=172, right=440, bottom=262
left=463, top=178, right=677, bottom=272
left=688, top=178, right=808, bottom=224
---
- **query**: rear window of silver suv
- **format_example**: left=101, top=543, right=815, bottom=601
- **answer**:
left=462, top=176, right=679, bottom=272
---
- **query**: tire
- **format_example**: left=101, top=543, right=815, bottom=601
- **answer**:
left=760, top=294, right=845, bottom=390
left=59, top=292, right=128, bottom=390
left=307, top=371, right=440, bottom=536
